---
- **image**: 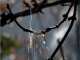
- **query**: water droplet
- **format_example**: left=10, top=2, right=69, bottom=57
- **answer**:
left=41, top=34, right=45, bottom=37
left=43, top=41, right=46, bottom=44
left=41, top=34, right=46, bottom=44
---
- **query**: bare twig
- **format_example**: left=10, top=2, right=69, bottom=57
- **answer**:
left=1, top=0, right=74, bottom=26
left=46, top=0, right=77, bottom=60
left=47, top=17, right=75, bottom=60
left=7, top=4, right=36, bottom=34
left=0, top=0, right=78, bottom=60
left=41, top=1, right=74, bottom=34
left=57, top=39, right=65, bottom=60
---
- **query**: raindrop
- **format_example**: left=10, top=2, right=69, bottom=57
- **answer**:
left=41, top=34, right=46, bottom=44
left=43, top=41, right=46, bottom=44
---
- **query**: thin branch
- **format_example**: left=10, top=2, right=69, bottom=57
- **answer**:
left=34, top=0, right=47, bottom=13
left=47, top=16, right=75, bottom=60
left=41, top=1, right=74, bottom=34
left=23, top=1, right=31, bottom=8
left=57, top=39, right=65, bottom=60
left=1, top=0, right=73, bottom=26
left=46, top=0, right=77, bottom=60
left=0, top=0, right=78, bottom=60
left=0, top=0, right=74, bottom=35
left=7, top=4, right=36, bottom=34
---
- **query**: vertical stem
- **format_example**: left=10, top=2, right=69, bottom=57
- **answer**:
left=49, top=20, right=74, bottom=60
left=57, top=39, right=65, bottom=60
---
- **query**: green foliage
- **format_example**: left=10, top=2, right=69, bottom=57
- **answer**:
left=0, top=31, right=18, bottom=60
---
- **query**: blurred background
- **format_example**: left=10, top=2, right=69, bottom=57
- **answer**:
left=0, top=0, right=80, bottom=60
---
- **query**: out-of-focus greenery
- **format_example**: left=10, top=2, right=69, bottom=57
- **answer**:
left=0, top=30, right=18, bottom=60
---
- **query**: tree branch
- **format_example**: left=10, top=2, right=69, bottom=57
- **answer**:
left=1, top=0, right=73, bottom=26
left=41, top=1, right=73, bottom=34
left=57, top=39, right=65, bottom=60
left=7, top=4, right=37, bottom=34
left=47, top=16, right=75, bottom=60
left=0, top=0, right=78, bottom=60
left=46, top=0, right=77, bottom=59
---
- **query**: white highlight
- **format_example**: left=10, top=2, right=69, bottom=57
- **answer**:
left=43, top=41, right=46, bottom=44
left=55, top=27, right=68, bottom=39
left=50, top=27, right=68, bottom=49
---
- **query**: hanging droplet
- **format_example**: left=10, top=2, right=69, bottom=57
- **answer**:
left=41, top=34, right=46, bottom=44
left=41, top=34, right=45, bottom=37
left=43, top=40, right=46, bottom=44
